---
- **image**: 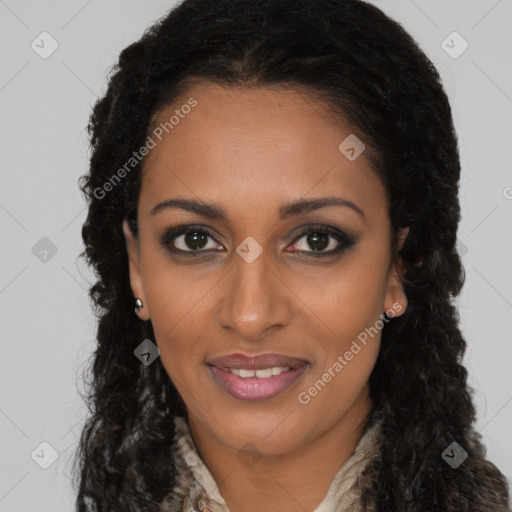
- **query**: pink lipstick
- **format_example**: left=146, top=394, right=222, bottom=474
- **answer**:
left=207, top=352, right=309, bottom=401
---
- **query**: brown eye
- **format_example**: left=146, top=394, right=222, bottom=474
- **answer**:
left=177, top=231, right=210, bottom=251
left=295, top=231, right=335, bottom=252
left=288, top=225, right=356, bottom=257
left=160, top=225, right=224, bottom=254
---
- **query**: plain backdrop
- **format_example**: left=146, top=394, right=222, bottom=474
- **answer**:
left=1, top=1, right=511, bottom=510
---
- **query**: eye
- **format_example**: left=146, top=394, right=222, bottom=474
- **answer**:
left=159, top=225, right=224, bottom=254
left=159, top=224, right=356, bottom=258
left=287, top=225, right=356, bottom=257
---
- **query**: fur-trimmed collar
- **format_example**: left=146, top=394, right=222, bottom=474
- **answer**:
left=159, top=414, right=383, bottom=512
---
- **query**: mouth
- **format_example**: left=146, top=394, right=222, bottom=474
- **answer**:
left=207, top=352, right=309, bottom=401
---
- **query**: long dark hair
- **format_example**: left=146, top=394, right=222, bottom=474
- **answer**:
left=74, top=0, right=510, bottom=510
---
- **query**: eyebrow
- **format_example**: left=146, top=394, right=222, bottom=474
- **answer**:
left=149, top=196, right=365, bottom=220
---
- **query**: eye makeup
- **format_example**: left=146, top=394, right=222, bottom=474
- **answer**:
left=158, top=223, right=357, bottom=259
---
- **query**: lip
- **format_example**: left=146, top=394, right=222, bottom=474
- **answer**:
left=207, top=352, right=309, bottom=401
left=207, top=352, right=309, bottom=371
left=208, top=364, right=308, bottom=401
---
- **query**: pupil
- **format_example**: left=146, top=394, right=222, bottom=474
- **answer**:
left=185, top=231, right=208, bottom=250
left=308, top=232, right=329, bottom=251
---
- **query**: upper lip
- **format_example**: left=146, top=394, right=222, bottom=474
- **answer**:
left=207, top=353, right=309, bottom=371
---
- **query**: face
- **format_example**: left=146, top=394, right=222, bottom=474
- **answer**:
left=123, top=81, right=408, bottom=456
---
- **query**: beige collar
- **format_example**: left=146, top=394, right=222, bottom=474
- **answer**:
left=160, top=414, right=382, bottom=512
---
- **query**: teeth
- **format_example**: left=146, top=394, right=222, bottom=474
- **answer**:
left=255, top=368, right=272, bottom=378
left=272, top=366, right=289, bottom=376
left=229, top=366, right=291, bottom=378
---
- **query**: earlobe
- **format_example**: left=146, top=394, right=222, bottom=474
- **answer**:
left=122, top=219, right=150, bottom=320
left=384, top=227, right=410, bottom=318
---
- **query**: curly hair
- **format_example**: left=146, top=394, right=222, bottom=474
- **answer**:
left=73, top=0, right=511, bottom=510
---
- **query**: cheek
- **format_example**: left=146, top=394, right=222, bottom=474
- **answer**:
left=138, top=255, right=209, bottom=383
left=139, top=239, right=210, bottom=336
left=149, top=307, right=206, bottom=409
left=292, top=252, right=387, bottom=404
left=297, top=328, right=381, bottom=423
left=297, top=253, right=389, bottom=339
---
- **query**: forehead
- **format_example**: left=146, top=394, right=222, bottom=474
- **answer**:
left=138, top=82, right=387, bottom=221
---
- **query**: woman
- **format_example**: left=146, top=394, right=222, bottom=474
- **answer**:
left=74, top=0, right=510, bottom=510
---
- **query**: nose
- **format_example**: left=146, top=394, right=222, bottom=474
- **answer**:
left=217, top=249, right=291, bottom=342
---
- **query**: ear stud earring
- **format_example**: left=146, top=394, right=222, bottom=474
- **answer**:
left=135, top=298, right=144, bottom=311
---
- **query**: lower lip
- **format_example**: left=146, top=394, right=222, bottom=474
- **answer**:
left=208, top=364, right=308, bottom=401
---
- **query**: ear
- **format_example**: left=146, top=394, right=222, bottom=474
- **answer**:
left=122, top=219, right=150, bottom=321
left=383, top=227, right=409, bottom=319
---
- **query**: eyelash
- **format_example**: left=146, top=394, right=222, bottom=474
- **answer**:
left=159, top=224, right=356, bottom=259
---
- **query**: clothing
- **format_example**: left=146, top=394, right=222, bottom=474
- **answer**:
left=159, top=413, right=383, bottom=512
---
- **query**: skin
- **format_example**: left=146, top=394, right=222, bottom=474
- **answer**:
left=123, top=81, right=409, bottom=512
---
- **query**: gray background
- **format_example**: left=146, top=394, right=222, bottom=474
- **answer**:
left=1, top=0, right=511, bottom=510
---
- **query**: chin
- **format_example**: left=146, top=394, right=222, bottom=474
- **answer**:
left=212, top=404, right=307, bottom=452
